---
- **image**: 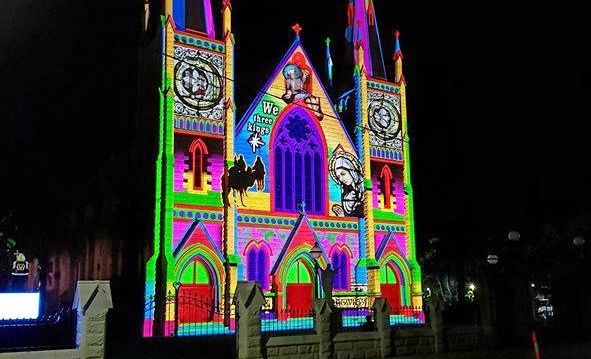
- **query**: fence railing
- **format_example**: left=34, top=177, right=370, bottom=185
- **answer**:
left=389, top=306, right=425, bottom=326
left=260, top=308, right=315, bottom=333
left=0, top=307, right=77, bottom=353
left=144, top=289, right=235, bottom=337
left=341, top=305, right=424, bottom=329
left=144, top=289, right=425, bottom=337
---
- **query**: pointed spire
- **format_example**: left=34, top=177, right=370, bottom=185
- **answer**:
left=222, top=0, right=232, bottom=37
left=326, top=37, right=334, bottom=86
left=394, top=30, right=403, bottom=57
left=367, top=0, right=375, bottom=27
left=174, top=0, right=215, bottom=38
left=355, top=40, right=366, bottom=75
left=393, top=30, right=404, bottom=83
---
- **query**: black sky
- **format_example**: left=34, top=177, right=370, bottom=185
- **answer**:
left=1, top=0, right=590, bottom=243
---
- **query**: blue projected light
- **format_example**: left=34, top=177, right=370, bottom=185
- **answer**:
left=0, top=293, right=40, bottom=320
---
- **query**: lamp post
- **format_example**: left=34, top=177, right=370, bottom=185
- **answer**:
left=310, top=243, right=322, bottom=299
left=573, top=236, right=586, bottom=258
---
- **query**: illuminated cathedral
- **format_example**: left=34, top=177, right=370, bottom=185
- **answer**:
left=144, top=0, right=423, bottom=335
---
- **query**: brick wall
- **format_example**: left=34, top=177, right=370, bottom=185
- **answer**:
left=333, top=331, right=382, bottom=359
left=445, top=325, right=482, bottom=352
left=265, top=334, right=319, bottom=359
left=393, top=327, right=435, bottom=356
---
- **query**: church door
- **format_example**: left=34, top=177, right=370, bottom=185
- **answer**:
left=285, top=259, right=313, bottom=317
left=178, top=258, right=214, bottom=323
left=380, top=262, right=402, bottom=314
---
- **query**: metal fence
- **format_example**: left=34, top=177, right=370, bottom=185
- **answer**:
left=0, top=307, right=77, bottom=353
left=144, top=290, right=235, bottom=337
left=260, top=307, right=316, bottom=333
left=389, top=306, right=424, bottom=326
left=341, top=305, right=424, bottom=329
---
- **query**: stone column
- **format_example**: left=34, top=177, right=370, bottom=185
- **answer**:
left=373, top=297, right=392, bottom=358
left=427, top=298, right=445, bottom=354
left=314, top=299, right=339, bottom=359
left=72, top=280, right=113, bottom=359
left=234, top=281, right=266, bottom=359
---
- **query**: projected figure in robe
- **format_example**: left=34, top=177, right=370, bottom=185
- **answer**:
left=281, top=53, right=323, bottom=120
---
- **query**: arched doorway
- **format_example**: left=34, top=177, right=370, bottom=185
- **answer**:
left=178, top=257, right=215, bottom=322
left=380, top=262, right=402, bottom=313
left=285, top=258, right=314, bottom=315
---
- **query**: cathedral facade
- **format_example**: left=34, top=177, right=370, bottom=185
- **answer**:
left=144, top=0, right=423, bottom=336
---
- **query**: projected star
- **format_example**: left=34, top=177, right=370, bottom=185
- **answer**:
left=248, top=132, right=265, bottom=153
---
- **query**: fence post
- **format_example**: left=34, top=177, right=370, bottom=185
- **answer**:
left=173, top=282, right=181, bottom=336
left=314, top=299, right=339, bottom=359
left=234, top=281, right=265, bottom=359
left=373, top=297, right=392, bottom=358
left=72, top=280, right=113, bottom=359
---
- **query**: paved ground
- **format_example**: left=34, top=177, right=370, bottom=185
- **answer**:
left=393, top=342, right=591, bottom=359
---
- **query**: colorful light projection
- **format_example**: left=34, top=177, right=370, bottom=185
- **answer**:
left=144, top=0, right=423, bottom=337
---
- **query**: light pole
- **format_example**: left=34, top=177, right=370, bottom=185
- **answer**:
left=573, top=236, right=586, bottom=259
left=310, top=243, right=322, bottom=299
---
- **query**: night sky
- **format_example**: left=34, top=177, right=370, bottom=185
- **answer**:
left=1, top=0, right=590, bottom=246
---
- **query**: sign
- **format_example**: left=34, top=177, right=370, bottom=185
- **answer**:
left=262, top=296, right=274, bottom=311
left=11, top=251, right=29, bottom=276
left=333, top=295, right=371, bottom=309
left=0, top=293, right=40, bottom=320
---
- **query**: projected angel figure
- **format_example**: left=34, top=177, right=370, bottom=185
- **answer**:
left=281, top=54, right=323, bottom=120
left=329, top=150, right=364, bottom=217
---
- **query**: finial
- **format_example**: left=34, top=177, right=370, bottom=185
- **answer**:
left=292, top=23, right=302, bottom=38
left=394, top=30, right=401, bottom=52
left=326, top=37, right=334, bottom=86
left=298, top=201, right=306, bottom=215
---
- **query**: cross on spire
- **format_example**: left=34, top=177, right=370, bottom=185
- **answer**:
left=292, top=23, right=302, bottom=37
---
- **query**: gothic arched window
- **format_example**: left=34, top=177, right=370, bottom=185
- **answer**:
left=273, top=109, right=325, bottom=214
left=330, top=247, right=350, bottom=291
left=379, top=165, right=393, bottom=209
left=246, top=245, right=269, bottom=290
left=189, top=138, right=208, bottom=190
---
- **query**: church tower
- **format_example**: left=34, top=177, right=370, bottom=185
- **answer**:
left=144, top=0, right=237, bottom=336
left=349, top=0, right=423, bottom=309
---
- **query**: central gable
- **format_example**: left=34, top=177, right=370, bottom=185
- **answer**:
left=233, top=39, right=359, bottom=214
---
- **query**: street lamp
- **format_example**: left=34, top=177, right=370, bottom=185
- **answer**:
left=573, top=236, right=586, bottom=259
left=309, top=244, right=323, bottom=299
left=508, top=231, right=521, bottom=242
left=573, top=236, right=586, bottom=247
left=486, top=253, right=499, bottom=265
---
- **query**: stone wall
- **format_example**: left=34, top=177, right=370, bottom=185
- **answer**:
left=393, top=327, right=435, bottom=356
left=445, top=325, right=482, bottom=352
left=0, top=349, right=79, bottom=359
left=333, top=331, right=382, bottom=359
left=235, top=282, right=485, bottom=359
left=265, top=334, right=319, bottom=359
